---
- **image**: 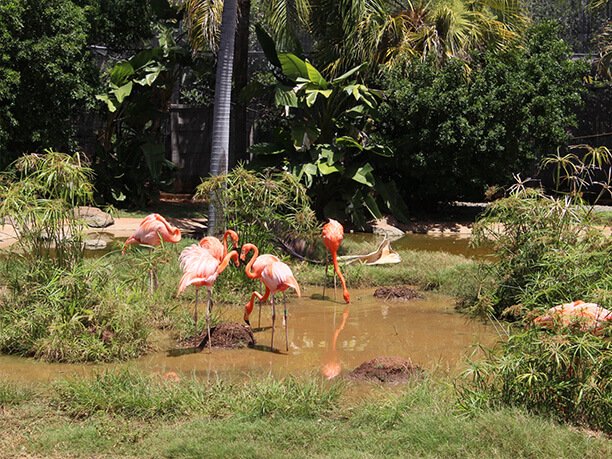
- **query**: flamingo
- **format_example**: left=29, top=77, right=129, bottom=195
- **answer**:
left=322, top=219, right=350, bottom=303
left=199, top=229, right=239, bottom=262
left=122, top=213, right=182, bottom=290
left=241, top=243, right=280, bottom=328
left=178, top=244, right=239, bottom=352
left=247, top=260, right=300, bottom=351
left=533, top=300, right=612, bottom=334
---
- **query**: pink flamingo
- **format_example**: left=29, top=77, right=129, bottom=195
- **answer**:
left=199, top=229, right=239, bottom=262
left=241, top=243, right=280, bottom=328
left=178, top=244, right=239, bottom=351
left=533, top=300, right=612, bottom=334
left=246, top=261, right=300, bottom=351
left=322, top=219, right=350, bottom=303
left=122, top=213, right=182, bottom=290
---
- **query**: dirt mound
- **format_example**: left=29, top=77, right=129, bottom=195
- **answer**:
left=347, top=357, right=423, bottom=384
left=374, top=286, right=422, bottom=301
left=197, top=322, right=255, bottom=349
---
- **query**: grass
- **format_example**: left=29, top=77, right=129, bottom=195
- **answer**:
left=1, top=371, right=610, bottom=457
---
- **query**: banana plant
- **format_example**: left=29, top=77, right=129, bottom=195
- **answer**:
left=249, top=25, right=409, bottom=228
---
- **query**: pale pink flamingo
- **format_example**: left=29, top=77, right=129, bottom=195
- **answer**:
left=122, top=213, right=182, bottom=290
left=322, top=219, right=350, bottom=303
left=246, top=261, right=300, bottom=351
left=533, top=300, right=612, bottom=334
left=178, top=244, right=239, bottom=351
left=241, top=243, right=280, bottom=328
left=199, top=229, right=239, bottom=262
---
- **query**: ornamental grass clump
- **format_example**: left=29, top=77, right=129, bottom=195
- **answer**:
left=0, top=151, right=157, bottom=362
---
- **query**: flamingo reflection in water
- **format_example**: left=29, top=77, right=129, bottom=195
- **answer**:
left=322, top=305, right=350, bottom=379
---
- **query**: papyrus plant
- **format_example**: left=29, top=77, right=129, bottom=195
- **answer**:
left=0, top=150, right=94, bottom=269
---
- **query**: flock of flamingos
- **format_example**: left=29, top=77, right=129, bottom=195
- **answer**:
left=121, top=213, right=351, bottom=353
left=119, top=213, right=612, bottom=358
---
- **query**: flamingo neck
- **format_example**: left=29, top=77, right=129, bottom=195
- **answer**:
left=218, top=250, right=239, bottom=274
left=331, top=251, right=350, bottom=304
left=243, top=245, right=260, bottom=279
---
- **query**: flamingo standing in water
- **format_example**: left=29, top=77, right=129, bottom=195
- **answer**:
left=199, top=229, right=239, bottom=262
left=241, top=243, right=279, bottom=328
left=178, top=245, right=239, bottom=352
left=322, top=219, right=350, bottom=303
left=246, top=260, right=300, bottom=351
left=122, top=213, right=182, bottom=291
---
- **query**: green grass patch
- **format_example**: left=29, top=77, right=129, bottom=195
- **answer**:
left=2, top=371, right=611, bottom=457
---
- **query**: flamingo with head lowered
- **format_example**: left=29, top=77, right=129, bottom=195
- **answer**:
left=322, top=219, right=350, bottom=303
left=122, top=213, right=182, bottom=291
left=241, top=243, right=279, bottom=328
left=178, top=244, right=239, bottom=352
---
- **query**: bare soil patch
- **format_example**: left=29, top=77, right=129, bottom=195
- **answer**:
left=373, top=286, right=422, bottom=301
left=189, top=322, right=255, bottom=349
left=347, top=356, right=423, bottom=384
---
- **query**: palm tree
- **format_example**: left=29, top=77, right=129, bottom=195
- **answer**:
left=309, top=0, right=529, bottom=77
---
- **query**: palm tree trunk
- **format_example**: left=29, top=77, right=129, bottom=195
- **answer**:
left=208, top=0, right=238, bottom=235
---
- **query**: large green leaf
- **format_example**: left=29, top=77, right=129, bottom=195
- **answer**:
left=275, top=85, right=299, bottom=107
left=317, top=161, right=341, bottom=175
left=95, top=94, right=118, bottom=113
left=255, top=23, right=282, bottom=68
left=279, top=53, right=309, bottom=81
left=348, top=163, right=375, bottom=186
left=111, top=81, right=133, bottom=103
left=249, top=142, right=287, bottom=156
left=305, top=60, right=327, bottom=88
left=332, top=63, right=367, bottom=85
left=110, top=61, right=135, bottom=86
left=141, top=142, right=166, bottom=179
left=376, top=179, right=410, bottom=223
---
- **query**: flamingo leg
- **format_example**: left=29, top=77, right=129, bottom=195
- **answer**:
left=323, top=255, right=329, bottom=299
left=270, top=294, right=276, bottom=350
left=283, top=292, right=289, bottom=352
left=194, top=288, right=199, bottom=345
left=258, top=280, right=263, bottom=329
left=149, top=248, right=155, bottom=293
left=206, top=289, right=212, bottom=353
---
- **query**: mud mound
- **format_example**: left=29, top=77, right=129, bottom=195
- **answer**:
left=197, top=322, right=255, bottom=349
left=374, top=286, right=422, bottom=301
left=347, top=357, right=423, bottom=384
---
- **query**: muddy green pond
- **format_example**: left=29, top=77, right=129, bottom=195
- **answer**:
left=0, top=287, right=497, bottom=384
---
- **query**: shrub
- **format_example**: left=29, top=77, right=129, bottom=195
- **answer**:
left=374, top=21, right=588, bottom=207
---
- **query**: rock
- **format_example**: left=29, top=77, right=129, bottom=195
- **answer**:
left=84, top=239, right=108, bottom=250
left=75, top=206, right=114, bottom=228
left=369, top=218, right=405, bottom=237
left=346, top=356, right=423, bottom=384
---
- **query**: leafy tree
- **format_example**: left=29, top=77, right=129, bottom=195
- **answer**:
left=375, top=21, right=589, bottom=207
left=248, top=35, right=409, bottom=228
left=0, top=0, right=97, bottom=167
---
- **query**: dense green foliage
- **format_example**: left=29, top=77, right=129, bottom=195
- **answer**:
left=0, top=0, right=97, bottom=167
left=461, top=326, right=612, bottom=434
left=375, top=22, right=588, bottom=207
left=249, top=39, right=409, bottom=227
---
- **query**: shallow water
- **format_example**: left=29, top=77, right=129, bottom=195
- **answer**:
left=0, top=287, right=498, bottom=384
left=345, top=232, right=490, bottom=259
